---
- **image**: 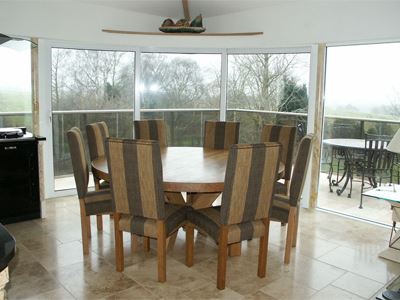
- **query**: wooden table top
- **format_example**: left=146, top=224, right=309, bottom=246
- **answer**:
left=92, top=146, right=284, bottom=193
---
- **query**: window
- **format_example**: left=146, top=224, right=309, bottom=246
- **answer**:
left=227, top=52, right=310, bottom=143
left=140, top=52, right=221, bottom=146
left=51, top=47, right=135, bottom=190
left=0, top=40, right=32, bottom=129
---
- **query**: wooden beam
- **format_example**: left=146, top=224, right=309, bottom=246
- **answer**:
left=182, top=0, right=190, bottom=20
left=102, top=29, right=263, bottom=36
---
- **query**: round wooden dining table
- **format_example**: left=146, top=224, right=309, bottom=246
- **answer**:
left=92, top=146, right=284, bottom=209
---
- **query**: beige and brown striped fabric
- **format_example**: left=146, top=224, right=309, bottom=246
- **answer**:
left=203, top=121, right=240, bottom=150
left=188, top=143, right=281, bottom=243
left=86, top=121, right=109, bottom=161
left=106, top=138, right=187, bottom=236
left=67, top=127, right=113, bottom=214
left=67, top=127, right=90, bottom=199
left=287, top=134, right=313, bottom=206
left=221, top=143, right=281, bottom=225
left=271, top=134, right=313, bottom=220
left=134, top=119, right=167, bottom=147
left=260, top=124, right=296, bottom=181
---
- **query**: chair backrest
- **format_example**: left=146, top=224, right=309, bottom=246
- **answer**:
left=220, top=142, right=281, bottom=225
left=134, top=119, right=167, bottom=147
left=67, top=127, right=89, bottom=199
left=288, top=134, right=313, bottom=206
left=203, top=121, right=240, bottom=150
left=260, top=124, right=296, bottom=181
left=105, top=138, right=165, bottom=219
left=364, top=134, right=393, bottom=172
left=86, top=121, right=110, bottom=161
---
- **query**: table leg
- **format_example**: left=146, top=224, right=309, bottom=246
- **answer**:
left=188, top=192, right=221, bottom=209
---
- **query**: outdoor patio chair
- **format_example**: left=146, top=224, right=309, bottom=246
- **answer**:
left=185, top=142, right=281, bottom=290
left=359, top=133, right=394, bottom=208
left=67, top=127, right=113, bottom=255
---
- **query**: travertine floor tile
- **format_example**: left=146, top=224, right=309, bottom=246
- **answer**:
left=25, top=287, right=75, bottom=300
left=106, top=285, right=159, bottom=299
left=259, top=277, right=317, bottom=300
left=7, top=262, right=60, bottom=299
left=332, top=272, right=384, bottom=299
left=309, top=285, right=365, bottom=300
left=52, top=257, right=136, bottom=299
left=318, top=245, right=400, bottom=283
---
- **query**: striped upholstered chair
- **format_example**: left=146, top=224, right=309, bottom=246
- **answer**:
left=67, top=127, right=113, bottom=255
left=271, top=134, right=313, bottom=264
left=186, top=142, right=281, bottom=290
left=260, top=124, right=296, bottom=188
left=105, top=138, right=187, bottom=282
left=134, top=119, right=168, bottom=146
left=86, top=122, right=110, bottom=191
left=203, top=121, right=240, bottom=150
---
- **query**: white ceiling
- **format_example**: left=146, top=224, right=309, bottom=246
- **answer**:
left=84, top=0, right=275, bottom=19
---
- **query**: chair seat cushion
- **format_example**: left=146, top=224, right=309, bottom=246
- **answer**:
left=187, top=207, right=266, bottom=244
left=84, top=189, right=113, bottom=215
left=119, top=203, right=187, bottom=238
left=270, top=194, right=290, bottom=223
left=272, top=194, right=290, bottom=211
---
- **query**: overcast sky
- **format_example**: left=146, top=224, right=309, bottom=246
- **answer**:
left=325, top=42, right=400, bottom=112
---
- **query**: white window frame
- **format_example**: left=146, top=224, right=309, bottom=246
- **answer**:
left=39, top=40, right=312, bottom=199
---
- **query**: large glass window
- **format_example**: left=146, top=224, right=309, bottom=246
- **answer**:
left=319, top=42, right=400, bottom=225
left=226, top=53, right=310, bottom=143
left=0, top=40, right=32, bottom=129
left=51, top=48, right=135, bottom=190
left=140, top=53, right=221, bottom=146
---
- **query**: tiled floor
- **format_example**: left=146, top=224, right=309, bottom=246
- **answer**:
left=4, top=195, right=400, bottom=299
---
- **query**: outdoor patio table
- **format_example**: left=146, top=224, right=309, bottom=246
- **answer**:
left=323, top=138, right=365, bottom=198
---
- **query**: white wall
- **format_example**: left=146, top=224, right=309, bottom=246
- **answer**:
left=0, top=1, right=399, bottom=48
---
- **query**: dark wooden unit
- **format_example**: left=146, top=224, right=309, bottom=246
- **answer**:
left=0, top=133, right=45, bottom=224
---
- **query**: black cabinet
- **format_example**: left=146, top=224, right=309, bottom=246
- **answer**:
left=0, top=135, right=44, bottom=224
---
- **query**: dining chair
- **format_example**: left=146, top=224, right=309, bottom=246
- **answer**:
left=105, top=138, right=187, bottom=282
left=203, top=121, right=240, bottom=150
left=359, top=133, right=394, bottom=208
left=260, top=124, right=296, bottom=188
left=86, top=121, right=110, bottom=190
left=270, top=134, right=313, bottom=264
left=67, top=127, right=113, bottom=255
left=186, top=142, right=282, bottom=290
left=134, top=119, right=168, bottom=146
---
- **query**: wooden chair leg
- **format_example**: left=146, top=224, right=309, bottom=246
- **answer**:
left=217, top=226, right=228, bottom=290
left=292, top=207, right=300, bottom=247
left=114, top=213, right=124, bottom=272
left=186, top=224, right=194, bottom=267
left=228, top=242, right=241, bottom=257
left=79, top=199, right=89, bottom=255
left=96, top=215, right=103, bottom=231
left=157, top=221, right=166, bottom=283
left=258, top=218, right=270, bottom=278
left=86, top=216, right=91, bottom=238
left=284, top=207, right=296, bottom=264
left=143, top=237, right=150, bottom=252
left=131, top=234, right=138, bottom=253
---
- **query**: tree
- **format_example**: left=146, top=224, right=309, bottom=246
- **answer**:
left=278, top=75, right=308, bottom=113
